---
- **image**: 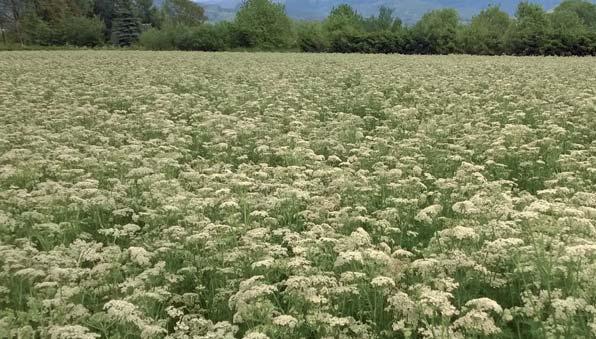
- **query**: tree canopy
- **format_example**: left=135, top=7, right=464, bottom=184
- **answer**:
left=461, top=6, right=511, bottom=55
left=232, top=0, right=293, bottom=49
left=411, top=9, right=460, bottom=54
left=163, top=0, right=206, bottom=27
left=1, top=0, right=595, bottom=56
left=324, top=4, right=365, bottom=34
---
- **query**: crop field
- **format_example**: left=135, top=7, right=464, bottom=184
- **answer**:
left=0, top=51, right=595, bottom=339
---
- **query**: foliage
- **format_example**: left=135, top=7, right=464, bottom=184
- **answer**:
left=329, top=30, right=403, bottom=54
left=296, top=21, right=329, bottom=53
left=506, top=2, right=550, bottom=55
left=364, top=6, right=402, bottom=33
left=61, top=15, right=105, bottom=46
left=460, top=6, right=511, bottom=55
left=21, top=12, right=57, bottom=45
left=545, top=9, right=594, bottom=55
left=410, top=8, right=460, bottom=54
left=93, top=0, right=114, bottom=37
left=138, top=26, right=173, bottom=50
left=26, top=0, right=82, bottom=23
left=1, top=51, right=596, bottom=338
left=110, top=0, right=140, bottom=46
left=135, top=0, right=161, bottom=28
left=162, top=0, right=206, bottom=27
left=321, top=5, right=404, bottom=54
left=140, top=22, right=231, bottom=51
left=3, top=0, right=596, bottom=54
left=0, top=0, right=25, bottom=30
left=555, top=0, right=596, bottom=31
left=323, top=4, right=365, bottom=34
left=175, top=23, right=229, bottom=51
left=232, top=0, right=294, bottom=49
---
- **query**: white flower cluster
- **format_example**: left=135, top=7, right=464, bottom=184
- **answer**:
left=0, top=52, right=594, bottom=338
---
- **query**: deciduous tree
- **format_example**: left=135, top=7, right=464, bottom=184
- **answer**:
left=506, top=2, right=549, bottom=55
left=0, top=0, right=26, bottom=43
left=461, top=6, right=510, bottom=55
left=365, top=6, right=401, bottom=32
left=411, top=8, right=459, bottom=54
left=162, top=0, right=205, bottom=27
left=324, top=4, right=364, bottom=34
left=233, top=0, right=293, bottom=49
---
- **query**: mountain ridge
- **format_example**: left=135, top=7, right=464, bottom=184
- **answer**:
left=183, top=1, right=593, bottom=24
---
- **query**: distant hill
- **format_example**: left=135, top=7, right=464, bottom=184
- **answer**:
left=159, top=0, right=595, bottom=24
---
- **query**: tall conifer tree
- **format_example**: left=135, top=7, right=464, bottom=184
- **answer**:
left=111, top=0, right=140, bottom=46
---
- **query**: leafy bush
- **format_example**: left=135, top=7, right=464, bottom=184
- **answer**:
left=329, top=31, right=403, bottom=54
left=141, top=24, right=230, bottom=51
left=297, top=22, right=330, bottom=52
left=410, top=9, right=460, bottom=54
left=61, top=16, right=105, bottom=47
left=175, top=24, right=229, bottom=51
left=329, top=31, right=369, bottom=53
left=21, top=14, right=59, bottom=46
left=544, top=10, right=595, bottom=55
left=505, top=2, right=550, bottom=55
left=367, top=31, right=403, bottom=53
left=139, top=28, right=175, bottom=50
left=459, top=6, right=511, bottom=55
left=232, top=0, right=294, bottom=49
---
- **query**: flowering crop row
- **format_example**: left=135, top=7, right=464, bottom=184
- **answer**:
left=0, top=51, right=595, bottom=339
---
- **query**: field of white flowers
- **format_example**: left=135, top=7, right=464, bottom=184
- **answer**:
left=0, top=51, right=595, bottom=339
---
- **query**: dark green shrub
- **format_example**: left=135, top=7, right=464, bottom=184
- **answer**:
left=297, top=22, right=329, bottom=52
left=61, top=16, right=105, bottom=47
left=329, top=31, right=403, bottom=54
left=139, top=27, right=175, bottom=50
left=368, top=31, right=402, bottom=53
left=232, top=0, right=294, bottom=49
left=22, top=14, right=59, bottom=45
left=175, top=24, right=229, bottom=51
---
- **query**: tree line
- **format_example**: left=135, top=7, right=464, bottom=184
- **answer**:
left=2, top=0, right=596, bottom=56
left=0, top=0, right=202, bottom=47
